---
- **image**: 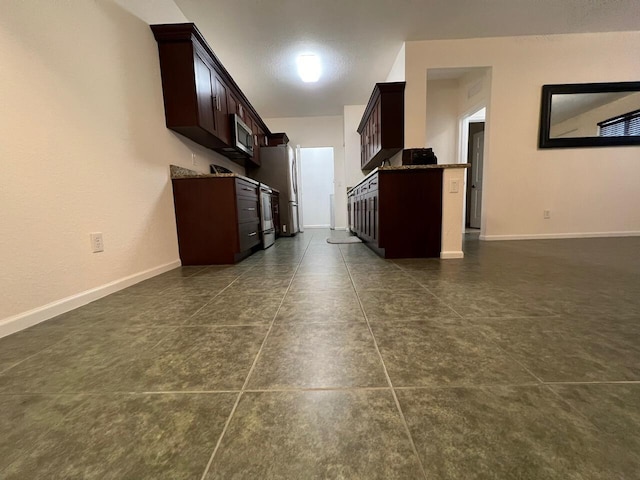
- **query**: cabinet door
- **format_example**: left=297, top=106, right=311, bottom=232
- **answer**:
left=252, top=121, right=264, bottom=167
left=213, top=75, right=231, bottom=145
left=227, top=92, right=238, bottom=120
left=194, top=52, right=215, bottom=135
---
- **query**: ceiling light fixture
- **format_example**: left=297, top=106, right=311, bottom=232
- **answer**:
left=297, top=54, right=321, bottom=83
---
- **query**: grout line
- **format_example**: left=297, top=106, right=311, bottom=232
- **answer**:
left=198, top=231, right=314, bottom=480
left=340, top=248, right=429, bottom=480
left=542, top=380, right=640, bottom=385
left=2, top=380, right=637, bottom=398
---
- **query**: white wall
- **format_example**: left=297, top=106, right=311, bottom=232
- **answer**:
left=386, top=43, right=406, bottom=82
left=405, top=32, right=640, bottom=239
left=343, top=105, right=367, bottom=188
left=426, top=79, right=460, bottom=164
left=263, top=116, right=347, bottom=229
left=0, top=0, right=243, bottom=329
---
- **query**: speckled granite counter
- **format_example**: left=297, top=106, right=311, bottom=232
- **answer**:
left=169, top=165, right=258, bottom=185
left=353, top=163, right=470, bottom=188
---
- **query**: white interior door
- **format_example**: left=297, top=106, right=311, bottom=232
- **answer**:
left=469, top=131, right=484, bottom=229
left=298, top=147, right=334, bottom=228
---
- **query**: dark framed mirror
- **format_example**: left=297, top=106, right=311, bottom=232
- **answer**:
left=539, top=81, right=640, bottom=148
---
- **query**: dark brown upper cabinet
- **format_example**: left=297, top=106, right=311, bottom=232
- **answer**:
left=151, top=23, right=271, bottom=168
left=357, top=82, right=405, bottom=170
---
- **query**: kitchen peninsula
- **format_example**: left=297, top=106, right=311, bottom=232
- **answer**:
left=348, top=163, right=469, bottom=259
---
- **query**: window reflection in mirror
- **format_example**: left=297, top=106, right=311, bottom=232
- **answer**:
left=550, top=92, right=640, bottom=138
left=539, top=82, right=640, bottom=148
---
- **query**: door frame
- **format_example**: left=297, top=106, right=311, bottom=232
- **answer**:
left=458, top=105, right=487, bottom=235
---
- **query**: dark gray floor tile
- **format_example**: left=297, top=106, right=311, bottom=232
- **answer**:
left=186, top=293, right=283, bottom=326
left=224, top=275, right=293, bottom=294
left=359, top=290, right=461, bottom=323
left=155, top=266, right=207, bottom=279
left=289, top=274, right=354, bottom=292
left=347, top=262, right=401, bottom=273
left=476, top=318, right=640, bottom=382
left=295, top=264, right=349, bottom=275
left=160, top=277, right=237, bottom=297
left=3, top=393, right=236, bottom=480
left=0, top=394, right=82, bottom=471
left=238, top=265, right=297, bottom=277
left=275, top=289, right=365, bottom=324
left=191, top=265, right=251, bottom=278
left=0, top=327, right=172, bottom=393
left=549, top=383, right=640, bottom=455
left=120, top=326, right=267, bottom=391
left=351, top=271, right=421, bottom=291
left=0, top=322, right=80, bottom=373
left=397, top=385, right=638, bottom=480
left=247, top=324, right=387, bottom=389
left=373, top=323, right=538, bottom=386
left=205, top=390, right=424, bottom=479
left=105, top=296, right=211, bottom=328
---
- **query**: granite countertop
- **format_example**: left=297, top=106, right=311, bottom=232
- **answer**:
left=350, top=163, right=470, bottom=189
left=169, top=165, right=259, bottom=185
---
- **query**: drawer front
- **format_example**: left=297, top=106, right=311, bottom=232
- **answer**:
left=367, top=175, right=379, bottom=192
left=239, top=221, right=260, bottom=251
left=237, top=197, right=259, bottom=223
left=236, top=178, right=258, bottom=199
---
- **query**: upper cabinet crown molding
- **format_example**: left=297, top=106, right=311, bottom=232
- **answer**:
left=358, top=82, right=405, bottom=171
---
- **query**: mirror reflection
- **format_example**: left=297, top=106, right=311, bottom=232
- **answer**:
left=550, top=91, right=640, bottom=139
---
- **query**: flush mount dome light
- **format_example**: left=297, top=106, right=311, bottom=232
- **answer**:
left=297, top=54, right=321, bottom=83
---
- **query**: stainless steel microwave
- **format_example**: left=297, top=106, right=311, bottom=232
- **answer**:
left=231, top=114, right=253, bottom=156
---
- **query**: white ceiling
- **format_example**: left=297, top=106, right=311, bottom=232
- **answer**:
left=173, top=0, right=639, bottom=119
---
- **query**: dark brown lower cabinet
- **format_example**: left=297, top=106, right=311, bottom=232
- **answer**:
left=348, top=169, right=443, bottom=258
left=171, top=176, right=261, bottom=264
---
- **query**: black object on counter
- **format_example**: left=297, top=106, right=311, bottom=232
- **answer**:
left=402, top=148, right=437, bottom=165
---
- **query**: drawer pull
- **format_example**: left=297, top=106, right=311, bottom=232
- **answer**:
left=248, top=232, right=257, bottom=237
left=245, top=207, right=256, bottom=211
left=242, top=187, right=254, bottom=192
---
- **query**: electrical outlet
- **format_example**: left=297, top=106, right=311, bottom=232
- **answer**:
left=191, top=153, right=197, bottom=166
left=90, top=233, right=104, bottom=253
left=283, top=224, right=287, bottom=233
left=449, top=179, right=460, bottom=193
left=543, top=210, right=551, bottom=219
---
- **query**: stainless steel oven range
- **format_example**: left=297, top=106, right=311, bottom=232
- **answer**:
left=259, top=185, right=275, bottom=249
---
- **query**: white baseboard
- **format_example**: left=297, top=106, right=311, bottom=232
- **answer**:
left=441, top=251, right=464, bottom=259
left=0, top=260, right=181, bottom=339
left=303, top=225, right=332, bottom=229
left=480, top=231, right=640, bottom=241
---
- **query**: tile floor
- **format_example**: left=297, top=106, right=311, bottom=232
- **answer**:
left=1, top=230, right=639, bottom=479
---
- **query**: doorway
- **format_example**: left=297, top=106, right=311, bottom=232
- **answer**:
left=459, top=107, right=486, bottom=231
left=466, top=122, right=485, bottom=229
left=298, top=147, right=334, bottom=228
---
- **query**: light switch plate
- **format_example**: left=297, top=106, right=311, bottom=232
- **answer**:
left=450, top=179, right=460, bottom=193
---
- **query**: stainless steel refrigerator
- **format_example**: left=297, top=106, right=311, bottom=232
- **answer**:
left=248, top=145, right=300, bottom=236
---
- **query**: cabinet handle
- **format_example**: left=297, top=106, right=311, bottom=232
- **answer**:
left=248, top=232, right=257, bottom=237
left=242, top=187, right=254, bottom=191
left=245, top=207, right=256, bottom=211
left=254, top=134, right=258, bottom=146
